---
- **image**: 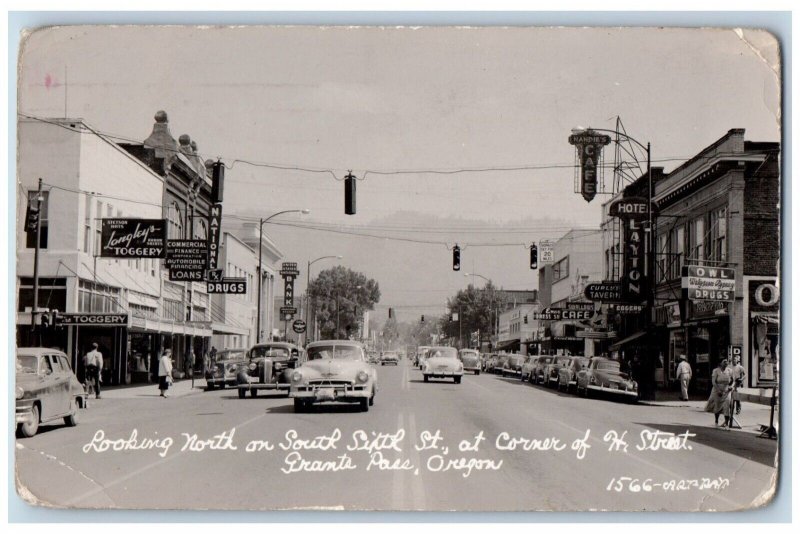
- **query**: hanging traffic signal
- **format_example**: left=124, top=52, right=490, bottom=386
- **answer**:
left=40, top=311, right=50, bottom=329
left=344, top=172, right=356, bottom=215
left=389, top=308, right=394, bottom=319
left=211, top=161, right=225, bottom=203
left=421, top=315, right=425, bottom=323
left=51, top=310, right=60, bottom=328
left=25, top=201, right=40, bottom=233
left=452, top=245, right=461, bottom=271
left=530, top=243, right=538, bottom=270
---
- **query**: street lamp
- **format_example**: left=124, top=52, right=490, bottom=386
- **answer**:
left=305, top=255, right=343, bottom=345
left=256, top=209, right=310, bottom=343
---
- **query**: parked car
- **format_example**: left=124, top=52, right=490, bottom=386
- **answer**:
left=557, top=356, right=590, bottom=392
left=289, top=340, right=377, bottom=412
left=520, top=355, right=537, bottom=381
left=458, top=349, right=481, bottom=375
left=422, top=346, right=464, bottom=384
left=205, top=349, right=248, bottom=390
left=493, top=354, right=510, bottom=374
left=543, top=356, right=571, bottom=387
left=502, top=354, right=525, bottom=377
left=575, top=357, right=638, bottom=401
left=380, top=351, right=400, bottom=366
left=16, top=348, right=87, bottom=438
left=367, top=350, right=379, bottom=364
left=482, top=353, right=498, bottom=372
left=531, top=355, right=555, bottom=384
left=236, top=342, right=302, bottom=398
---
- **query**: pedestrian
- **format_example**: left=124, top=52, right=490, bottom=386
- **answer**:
left=84, top=343, right=104, bottom=399
left=705, top=359, right=733, bottom=426
left=158, top=349, right=174, bottom=398
left=730, top=355, right=746, bottom=415
left=676, top=354, right=692, bottom=401
left=209, top=346, right=218, bottom=367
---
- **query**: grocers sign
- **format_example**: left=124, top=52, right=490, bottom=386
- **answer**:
left=568, top=130, right=611, bottom=203
left=681, top=265, right=735, bottom=302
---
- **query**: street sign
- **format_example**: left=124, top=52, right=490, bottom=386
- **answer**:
left=166, top=239, right=208, bottom=281
left=207, top=203, right=222, bottom=270
left=584, top=282, right=623, bottom=302
left=207, top=277, right=247, bottom=294
left=540, top=240, right=554, bottom=264
left=100, top=219, right=167, bottom=258
left=292, top=320, right=307, bottom=333
left=681, top=265, right=735, bottom=301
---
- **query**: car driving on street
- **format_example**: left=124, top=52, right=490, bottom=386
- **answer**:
left=422, top=346, right=464, bottom=384
left=236, top=342, right=302, bottom=398
left=380, top=350, right=400, bottom=365
left=458, top=349, right=481, bottom=375
left=205, top=348, right=247, bottom=390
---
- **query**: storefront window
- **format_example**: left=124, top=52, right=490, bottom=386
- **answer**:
left=710, top=207, right=728, bottom=262
left=78, top=280, right=121, bottom=312
left=691, top=216, right=705, bottom=263
left=18, top=277, right=66, bottom=312
left=671, top=226, right=685, bottom=279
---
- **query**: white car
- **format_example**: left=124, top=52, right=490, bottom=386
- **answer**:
left=422, top=346, right=464, bottom=384
left=289, top=340, right=378, bottom=412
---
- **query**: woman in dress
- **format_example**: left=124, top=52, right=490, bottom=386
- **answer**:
left=705, top=359, right=732, bottom=426
left=158, top=349, right=174, bottom=398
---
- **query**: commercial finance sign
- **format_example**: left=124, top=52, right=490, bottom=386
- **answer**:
left=100, top=219, right=167, bottom=258
left=568, top=130, right=611, bottom=203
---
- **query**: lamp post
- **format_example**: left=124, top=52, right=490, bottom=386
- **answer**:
left=256, top=209, right=310, bottom=343
left=304, top=255, right=342, bottom=345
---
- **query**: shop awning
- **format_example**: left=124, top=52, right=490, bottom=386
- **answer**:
left=495, top=339, right=520, bottom=352
left=608, top=331, right=648, bottom=352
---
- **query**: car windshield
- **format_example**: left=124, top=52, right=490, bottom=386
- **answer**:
left=218, top=351, right=246, bottom=361
left=251, top=346, right=292, bottom=359
left=429, top=348, right=458, bottom=359
left=17, top=355, right=39, bottom=374
left=555, top=357, right=570, bottom=365
left=597, top=361, right=621, bottom=371
left=541, top=357, right=553, bottom=364
left=308, top=345, right=362, bottom=361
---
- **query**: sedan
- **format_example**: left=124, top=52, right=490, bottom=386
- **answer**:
left=543, top=356, right=571, bottom=387
left=236, top=343, right=303, bottom=398
left=422, top=346, right=464, bottom=384
left=557, top=356, right=590, bottom=392
left=16, top=348, right=87, bottom=438
left=576, top=357, right=638, bottom=401
left=380, top=351, right=400, bottom=366
left=289, top=340, right=377, bottom=412
left=458, top=349, right=481, bottom=375
left=530, top=355, right=555, bottom=384
left=205, top=349, right=247, bottom=390
left=502, top=354, right=525, bottom=377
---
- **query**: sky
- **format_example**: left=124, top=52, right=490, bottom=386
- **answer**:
left=17, top=25, right=781, bottom=322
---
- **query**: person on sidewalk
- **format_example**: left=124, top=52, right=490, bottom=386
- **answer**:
left=705, top=359, right=733, bottom=426
left=84, top=343, right=104, bottom=399
left=730, top=355, right=746, bottom=415
left=676, top=354, right=692, bottom=401
left=158, top=349, right=174, bottom=398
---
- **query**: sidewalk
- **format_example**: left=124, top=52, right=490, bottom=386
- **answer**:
left=93, top=378, right=207, bottom=400
left=645, top=387, right=778, bottom=406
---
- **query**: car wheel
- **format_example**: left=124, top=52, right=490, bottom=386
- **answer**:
left=18, top=405, right=40, bottom=438
left=238, top=388, right=246, bottom=399
left=475, top=370, right=480, bottom=375
left=293, top=398, right=307, bottom=412
left=218, top=383, right=225, bottom=390
left=454, top=376, right=461, bottom=384
left=369, top=392, right=375, bottom=406
left=64, top=399, right=79, bottom=427
left=360, top=398, right=369, bottom=412
left=250, top=388, right=258, bottom=398
left=423, top=375, right=429, bottom=383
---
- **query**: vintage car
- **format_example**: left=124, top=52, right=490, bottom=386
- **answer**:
left=502, top=354, right=526, bottom=376
left=543, top=355, right=572, bottom=387
left=289, top=340, right=377, bottom=412
left=236, top=342, right=303, bottom=398
left=482, top=353, right=497, bottom=372
left=205, top=349, right=248, bottom=390
left=530, top=355, right=555, bottom=384
left=492, top=354, right=510, bottom=374
left=520, top=355, right=537, bottom=381
left=422, top=346, right=464, bottom=383
left=367, top=350, right=380, bottom=364
left=576, top=357, right=638, bottom=401
left=416, top=346, right=432, bottom=369
left=557, top=356, right=590, bottom=392
left=458, top=349, right=481, bottom=375
left=16, top=348, right=87, bottom=438
left=380, top=351, right=400, bottom=365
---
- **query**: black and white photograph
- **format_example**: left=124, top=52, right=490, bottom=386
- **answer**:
left=12, top=21, right=783, bottom=514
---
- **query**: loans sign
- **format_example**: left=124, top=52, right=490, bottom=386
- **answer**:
left=166, top=239, right=208, bottom=281
left=100, top=219, right=167, bottom=258
left=568, top=130, right=611, bottom=202
left=681, top=265, right=735, bottom=302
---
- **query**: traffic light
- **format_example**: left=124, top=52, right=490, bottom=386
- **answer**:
left=344, top=172, right=356, bottom=215
left=25, top=200, right=40, bottom=233
left=389, top=308, right=394, bottom=319
left=530, top=243, right=538, bottom=270
left=421, top=315, right=425, bottom=323
left=211, top=161, right=225, bottom=203
left=51, top=310, right=59, bottom=328
left=452, top=245, right=461, bottom=271
left=40, top=311, right=50, bottom=329
left=524, top=315, right=528, bottom=324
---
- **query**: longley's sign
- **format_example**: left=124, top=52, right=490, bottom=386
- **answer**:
left=101, top=219, right=167, bottom=258
left=682, top=265, right=735, bottom=302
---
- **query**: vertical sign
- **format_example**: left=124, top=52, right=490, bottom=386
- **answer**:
left=568, top=130, right=611, bottom=203
left=207, top=203, right=222, bottom=270
left=279, top=262, right=300, bottom=318
left=610, top=197, right=657, bottom=303
left=540, top=240, right=554, bottom=264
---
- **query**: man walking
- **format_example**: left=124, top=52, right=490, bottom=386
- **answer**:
left=84, top=342, right=104, bottom=399
left=676, top=354, right=692, bottom=402
left=730, top=355, right=746, bottom=415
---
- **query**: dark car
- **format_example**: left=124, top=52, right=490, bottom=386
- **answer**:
left=530, top=355, right=555, bottom=384
left=502, top=354, right=525, bottom=377
left=204, top=349, right=247, bottom=390
left=236, top=342, right=303, bottom=398
left=458, top=349, right=481, bottom=375
left=543, top=356, right=571, bottom=387
left=380, top=351, right=400, bottom=365
left=557, top=356, right=590, bottom=392
left=493, top=354, right=510, bottom=374
left=576, top=357, right=638, bottom=401
left=16, top=348, right=87, bottom=438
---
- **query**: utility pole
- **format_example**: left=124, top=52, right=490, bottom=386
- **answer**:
left=30, top=178, right=43, bottom=345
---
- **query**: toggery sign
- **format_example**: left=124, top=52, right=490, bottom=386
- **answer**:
left=57, top=313, right=129, bottom=326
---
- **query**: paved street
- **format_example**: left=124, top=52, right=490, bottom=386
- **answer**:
left=15, top=359, right=777, bottom=512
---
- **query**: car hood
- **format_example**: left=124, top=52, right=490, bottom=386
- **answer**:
left=593, top=370, right=634, bottom=383
left=299, top=359, right=365, bottom=378
left=16, top=373, right=44, bottom=392
left=426, top=357, right=460, bottom=368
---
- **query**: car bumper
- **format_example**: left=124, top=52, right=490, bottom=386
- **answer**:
left=206, top=376, right=236, bottom=386
left=16, top=401, right=35, bottom=425
left=587, top=384, right=639, bottom=397
left=425, top=371, right=464, bottom=378
left=463, top=365, right=480, bottom=372
left=290, top=384, right=372, bottom=402
left=238, top=380, right=289, bottom=390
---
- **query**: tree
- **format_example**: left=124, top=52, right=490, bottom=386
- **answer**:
left=308, top=266, right=380, bottom=340
left=441, top=281, right=500, bottom=348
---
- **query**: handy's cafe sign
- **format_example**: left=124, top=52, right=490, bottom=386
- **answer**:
left=568, top=130, right=611, bottom=203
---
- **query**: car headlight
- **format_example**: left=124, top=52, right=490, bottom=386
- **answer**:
left=249, top=363, right=256, bottom=371
left=589, top=375, right=596, bottom=384
left=15, top=386, right=24, bottom=400
left=457, top=363, right=464, bottom=371
left=357, top=371, right=369, bottom=383
left=292, top=371, right=303, bottom=383
left=274, top=362, right=283, bottom=370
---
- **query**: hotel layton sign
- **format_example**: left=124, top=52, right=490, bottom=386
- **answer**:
left=609, top=197, right=658, bottom=302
